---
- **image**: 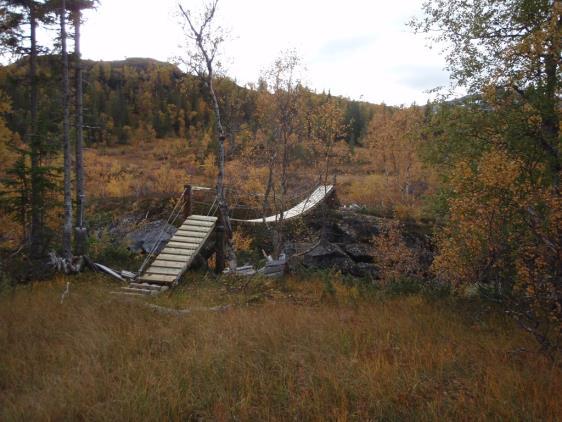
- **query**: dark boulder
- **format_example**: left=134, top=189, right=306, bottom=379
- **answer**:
left=334, top=210, right=381, bottom=243
left=125, top=220, right=177, bottom=254
left=289, top=240, right=355, bottom=273
left=342, top=243, right=374, bottom=263
left=350, top=262, right=379, bottom=279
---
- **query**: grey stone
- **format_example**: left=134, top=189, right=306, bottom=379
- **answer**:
left=125, top=220, right=177, bottom=254
left=301, top=240, right=355, bottom=273
left=350, top=262, right=379, bottom=278
left=342, top=243, right=374, bottom=263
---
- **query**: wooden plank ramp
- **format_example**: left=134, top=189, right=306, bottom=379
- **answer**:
left=113, top=215, right=217, bottom=296
left=140, top=215, right=217, bottom=285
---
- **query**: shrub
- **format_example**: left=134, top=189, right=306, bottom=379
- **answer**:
left=432, top=148, right=561, bottom=353
left=373, top=221, right=425, bottom=284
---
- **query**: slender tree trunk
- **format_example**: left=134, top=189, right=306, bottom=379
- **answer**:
left=262, top=155, right=275, bottom=223
left=541, top=1, right=561, bottom=189
left=274, top=130, right=289, bottom=259
left=207, top=73, right=227, bottom=222
left=74, top=7, right=87, bottom=255
left=29, top=3, right=42, bottom=258
left=61, top=0, right=73, bottom=258
left=177, top=2, right=236, bottom=272
left=207, top=72, right=235, bottom=272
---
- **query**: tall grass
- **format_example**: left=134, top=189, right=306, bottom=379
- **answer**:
left=1, top=275, right=560, bottom=420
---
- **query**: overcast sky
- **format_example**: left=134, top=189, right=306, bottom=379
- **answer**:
left=79, top=0, right=450, bottom=106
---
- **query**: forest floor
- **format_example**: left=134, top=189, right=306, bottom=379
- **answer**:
left=1, top=273, right=560, bottom=420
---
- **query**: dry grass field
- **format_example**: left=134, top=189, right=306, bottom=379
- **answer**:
left=1, top=274, right=560, bottom=421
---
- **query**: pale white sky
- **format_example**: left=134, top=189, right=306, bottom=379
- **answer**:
left=79, top=0, right=450, bottom=106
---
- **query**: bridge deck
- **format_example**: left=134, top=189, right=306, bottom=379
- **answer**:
left=232, top=185, right=334, bottom=224
left=139, top=215, right=217, bottom=285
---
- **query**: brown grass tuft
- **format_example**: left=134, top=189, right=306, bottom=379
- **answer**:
left=1, top=275, right=560, bottom=420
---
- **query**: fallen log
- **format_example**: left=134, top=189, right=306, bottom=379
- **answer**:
left=146, top=303, right=232, bottom=315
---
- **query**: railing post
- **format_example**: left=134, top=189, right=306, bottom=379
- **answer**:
left=215, top=214, right=225, bottom=274
left=183, top=184, right=192, bottom=219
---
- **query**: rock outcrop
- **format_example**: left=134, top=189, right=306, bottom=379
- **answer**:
left=125, top=220, right=177, bottom=254
left=285, top=209, right=384, bottom=278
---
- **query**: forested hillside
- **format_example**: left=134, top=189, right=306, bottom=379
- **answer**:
left=0, top=56, right=376, bottom=146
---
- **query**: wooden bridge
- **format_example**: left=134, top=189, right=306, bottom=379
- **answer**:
left=115, top=184, right=335, bottom=296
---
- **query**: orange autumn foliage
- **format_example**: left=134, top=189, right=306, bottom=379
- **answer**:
left=432, top=148, right=561, bottom=349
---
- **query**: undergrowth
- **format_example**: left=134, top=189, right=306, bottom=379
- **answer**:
left=0, top=273, right=560, bottom=420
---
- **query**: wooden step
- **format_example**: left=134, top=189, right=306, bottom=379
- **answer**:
left=139, top=274, right=177, bottom=284
left=160, top=248, right=194, bottom=256
left=121, top=287, right=157, bottom=295
left=166, top=242, right=198, bottom=250
left=170, top=239, right=203, bottom=247
left=179, top=225, right=211, bottom=233
left=183, top=220, right=215, bottom=228
left=187, top=215, right=217, bottom=222
left=172, top=235, right=204, bottom=243
left=129, top=283, right=169, bottom=291
left=156, top=254, right=190, bottom=262
left=175, top=230, right=207, bottom=238
left=110, top=291, right=146, bottom=297
left=150, top=260, right=186, bottom=269
left=146, top=266, right=183, bottom=276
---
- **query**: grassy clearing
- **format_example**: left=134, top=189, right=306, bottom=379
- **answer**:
left=0, top=274, right=560, bottom=420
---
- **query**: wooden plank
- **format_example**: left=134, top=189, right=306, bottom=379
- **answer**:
left=139, top=274, right=176, bottom=284
left=182, top=220, right=214, bottom=228
left=137, top=215, right=216, bottom=286
left=121, top=287, right=156, bottom=295
left=263, top=265, right=285, bottom=275
left=150, top=260, right=186, bottom=269
left=166, top=242, right=198, bottom=250
left=266, top=259, right=286, bottom=267
left=187, top=215, right=217, bottom=222
left=146, top=266, right=183, bottom=276
left=170, top=232, right=206, bottom=244
left=156, top=254, right=189, bottom=262
left=160, top=248, right=194, bottom=256
left=169, top=236, right=201, bottom=244
left=110, top=291, right=146, bottom=297
left=175, top=230, right=207, bottom=238
left=232, top=185, right=333, bottom=224
left=181, top=220, right=216, bottom=229
left=129, top=283, right=169, bottom=291
left=179, top=225, right=211, bottom=233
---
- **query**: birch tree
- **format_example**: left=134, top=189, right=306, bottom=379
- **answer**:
left=256, top=52, right=305, bottom=258
left=59, top=0, right=72, bottom=258
left=69, top=0, right=96, bottom=255
left=178, top=0, right=236, bottom=271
